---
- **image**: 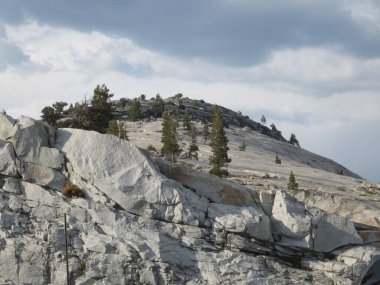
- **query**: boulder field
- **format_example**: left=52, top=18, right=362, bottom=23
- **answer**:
left=0, top=113, right=379, bottom=284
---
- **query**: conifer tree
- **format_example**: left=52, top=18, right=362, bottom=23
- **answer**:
left=288, top=171, right=299, bottom=190
left=203, top=123, right=210, bottom=144
left=182, top=123, right=199, bottom=160
left=161, top=110, right=180, bottom=162
left=209, top=105, right=231, bottom=177
left=151, top=94, right=165, bottom=117
left=129, top=99, right=141, bottom=121
left=183, top=113, right=191, bottom=130
left=119, top=121, right=128, bottom=140
left=90, top=84, right=114, bottom=133
left=107, top=119, right=128, bottom=140
left=289, top=133, right=300, bottom=147
left=107, top=119, right=119, bottom=137
left=261, top=115, right=266, bottom=125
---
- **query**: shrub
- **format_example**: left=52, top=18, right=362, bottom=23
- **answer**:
left=275, top=155, right=282, bottom=164
left=62, top=181, right=85, bottom=198
left=209, top=166, right=229, bottom=178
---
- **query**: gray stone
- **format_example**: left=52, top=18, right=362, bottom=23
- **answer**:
left=313, top=213, right=363, bottom=252
left=271, top=191, right=312, bottom=240
left=0, top=140, right=18, bottom=177
left=9, top=116, right=64, bottom=169
left=18, top=161, right=66, bottom=190
left=208, top=203, right=273, bottom=242
left=259, top=189, right=276, bottom=216
left=0, top=113, right=15, bottom=140
left=55, top=128, right=208, bottom=226
left=359, top=230, right=380, bottom=243
left=0, top=212, right=15, bottom=229
left=155, top=158, right=255, bottom=206
left=2, top=177, right=21, bottom=194
left=20, top=181, right=63, bottom=206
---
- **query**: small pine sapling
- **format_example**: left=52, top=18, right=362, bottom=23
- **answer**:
left=288, top=171, right=299, bottom=190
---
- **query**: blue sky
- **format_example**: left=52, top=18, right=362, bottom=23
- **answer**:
left=0, top=0, right=379, bottom=181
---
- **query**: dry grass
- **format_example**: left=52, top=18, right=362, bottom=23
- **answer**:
left=62, top=181, right=85, bottom=198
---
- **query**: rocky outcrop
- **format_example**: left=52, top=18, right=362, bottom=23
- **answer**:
left=154, top=159, right=255, bottom=206
left=113, top=95, right=288, bottom=142
left=0, top=113, right=378, bottom=284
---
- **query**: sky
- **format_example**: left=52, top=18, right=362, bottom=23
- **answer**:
left=0, top=0, right=379, bottom=182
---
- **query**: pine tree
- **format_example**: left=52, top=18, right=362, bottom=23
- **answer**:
left=209, top=105, right=231, bottom=177
left=90, top=84, right=114, bottom=133
left=119, top=121, right=128, bottom=140
left=161, top=110, right=180, bottom=162
left=107, top=119, right=119, bottom=137
left=182, top=123, right=199, bottom=159
left=107, top=119, right=128, bottom=140
left=151, top=94, right=165, bottom=117
left=183, top=113, right=191, bottom=130
left=129, top=99, right=141, bottom=121
left=288, top=171, right=299, bottom=190
left=41, top=101, right=68, bottom=126
left=69, top=99, right=91, bottom=129
left=261, top=115, right=266, bottom=125
left=289, top=133, right=300, bottom=147
left=203, top=123, right=210, bottom=144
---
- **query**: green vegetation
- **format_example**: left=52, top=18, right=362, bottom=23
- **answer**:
left=202, top=123, right=210, bottom=144
left=150, top=94, right=165, bottom=117
left=161, top=110, right=181, bottom=162
left=261, top=114, right=266, bottom=125
left=275, top=155, right=282, bottom=164
left=41, top=84, right=114, bottom=133
left=107, top=119, right=128, bottom=140
left=289, top=133, right=300, bottom=147
left=41, top=101, right=68, bottom=126
left=182, top=113, right=191, bottom=130
left=129, top=98, right=141, bottom=121
left=90, top=84, right=114, bottom=133
left=182, top=123, right=199, bottom=160
left=209, top=105, right=231, bottom=177
left=287, top=171, right=299, bottom=190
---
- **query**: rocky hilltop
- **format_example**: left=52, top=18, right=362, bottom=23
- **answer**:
left=113, top=95, right=287, bottom=142
left=1, top=112, right=380, bottom=284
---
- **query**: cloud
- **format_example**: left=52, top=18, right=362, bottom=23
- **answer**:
left=0, top=25, right=29, bottom=70
left=2, top=0, right=380, bottom=67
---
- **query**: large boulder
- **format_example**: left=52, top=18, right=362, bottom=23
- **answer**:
left=207, top=203, right=273, bottom=242
left=9, top=116, right=63, bottom=169
left=271, top=191, right=363, bottom=252
left=312, top=212, right=363, bottom=252
left=0, top=113, right=15, bottom=140
left=18, top=162, right=66, bottom=191
left=55, top=128, right=208, bottom=226
left=0, top=140, right=18, bottom=177
left=155, top=159, right=255, bottom=207
left=271, top=191, right=312, bottom=248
